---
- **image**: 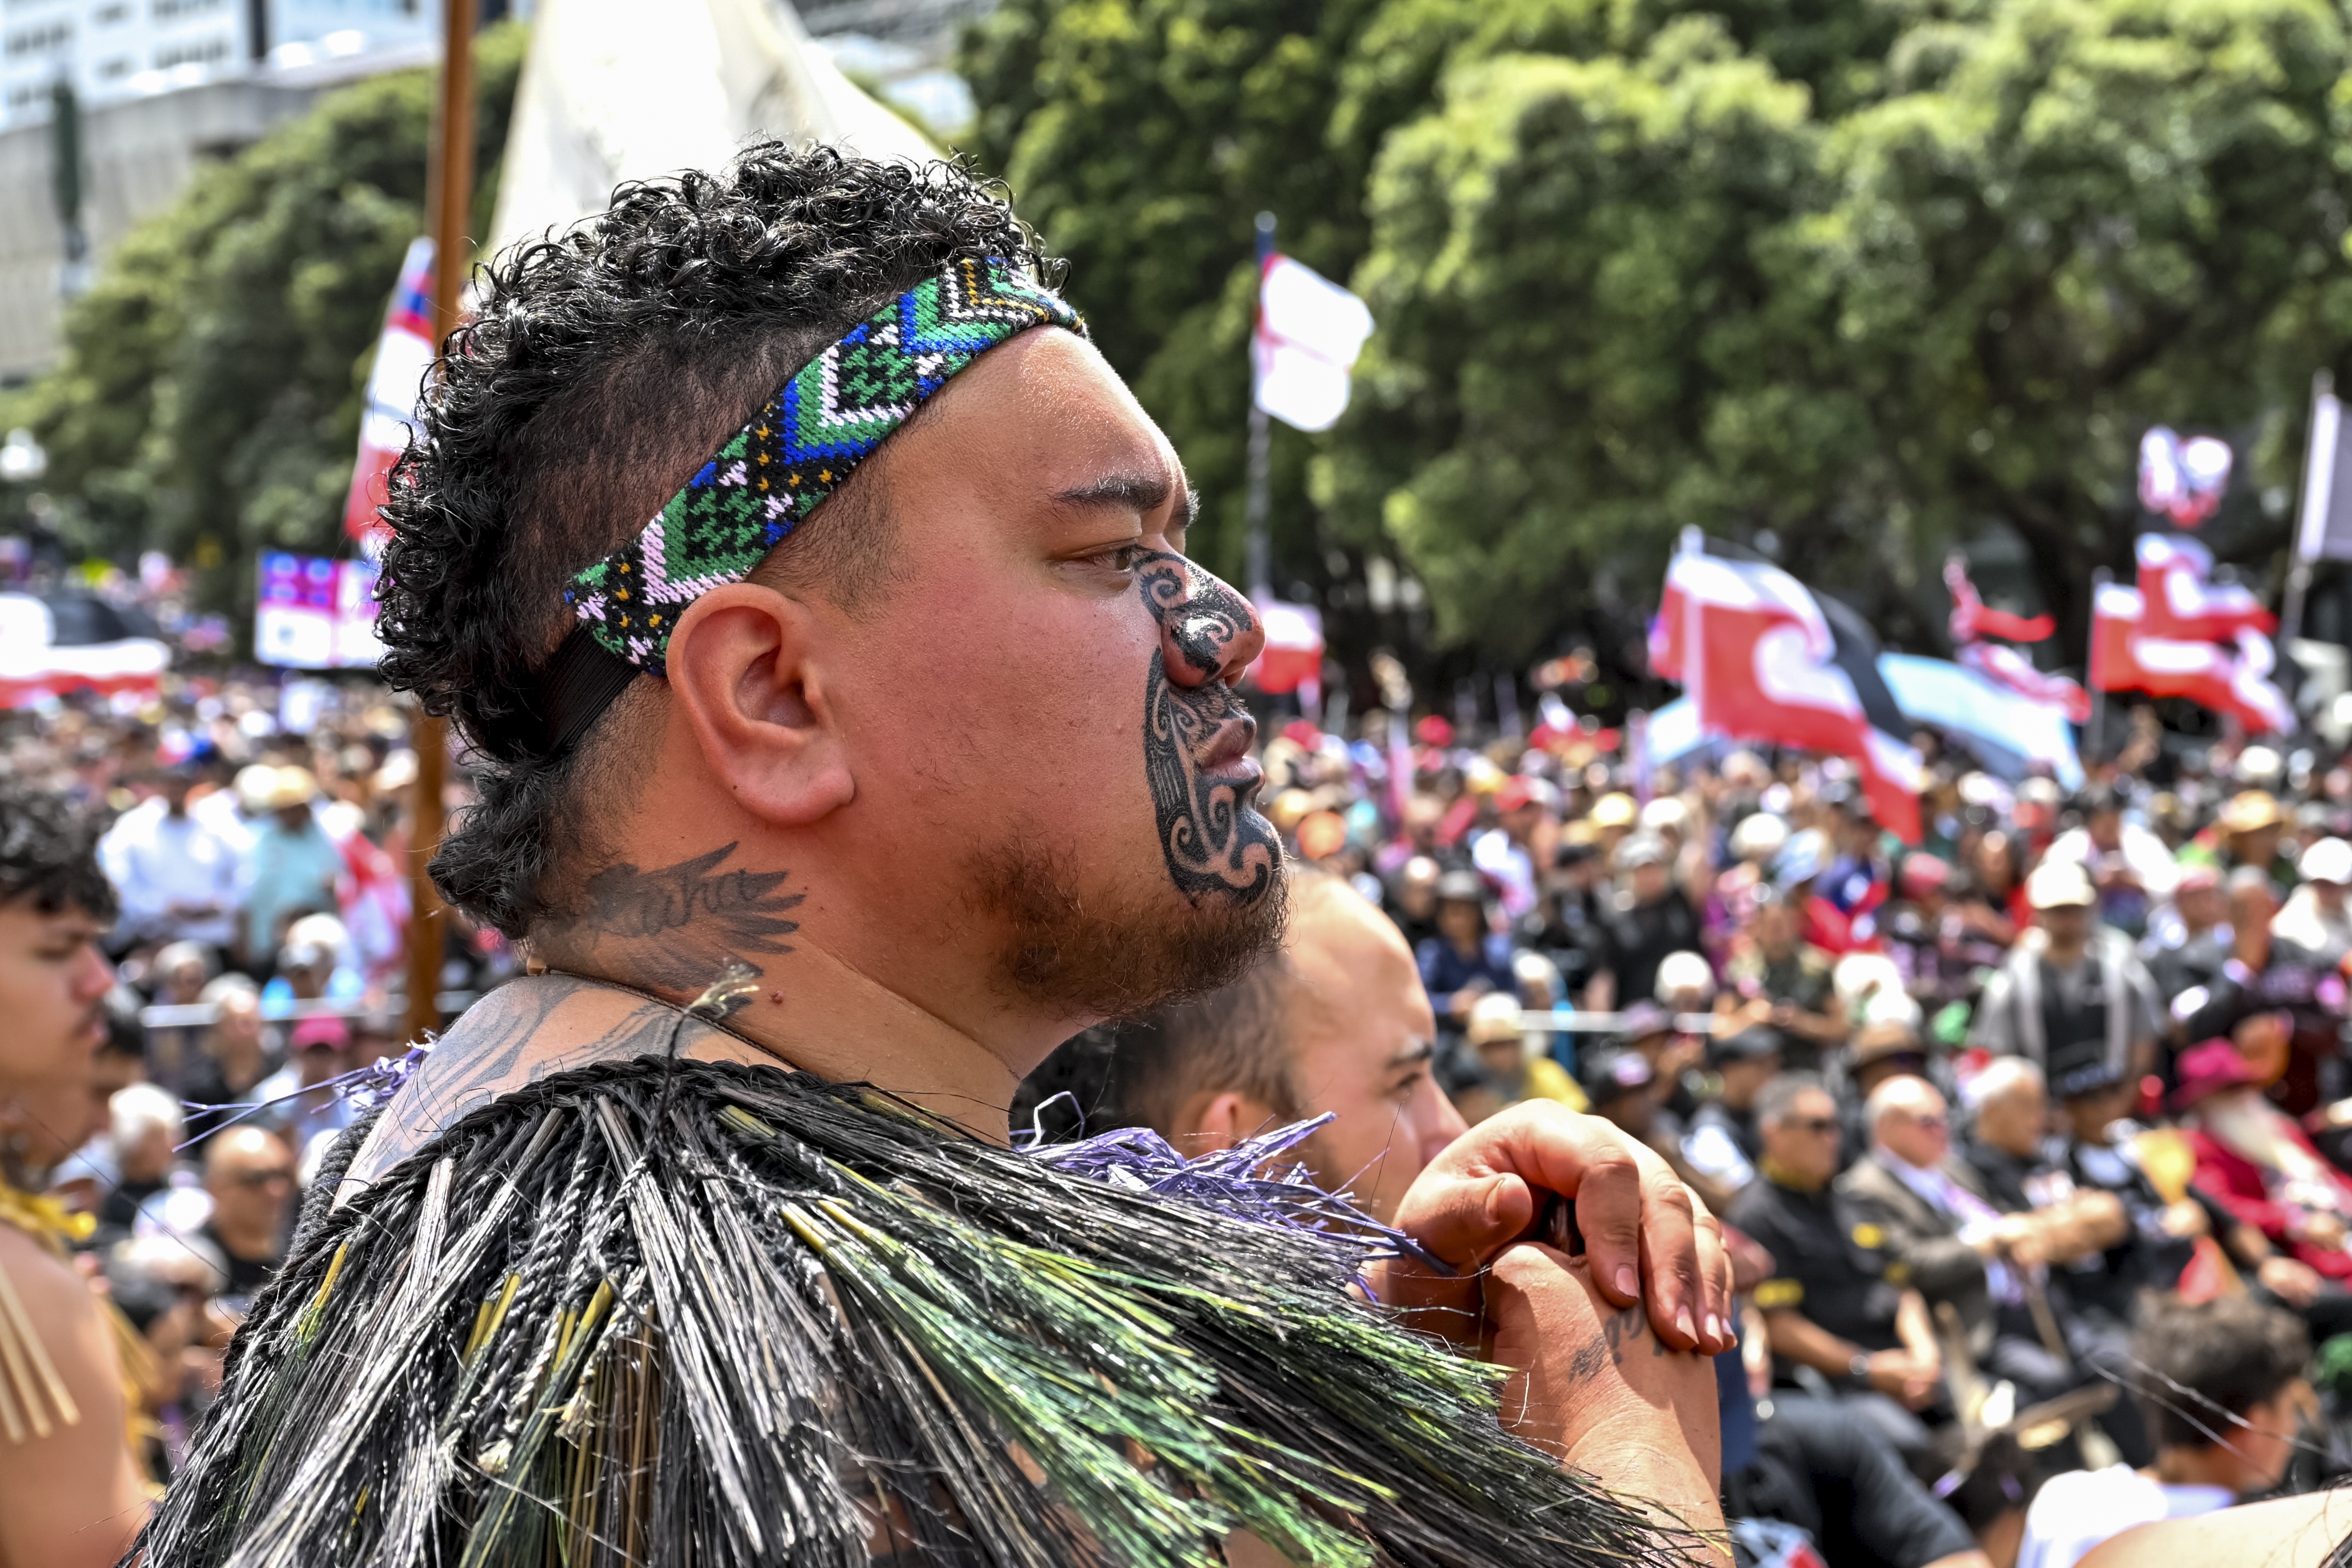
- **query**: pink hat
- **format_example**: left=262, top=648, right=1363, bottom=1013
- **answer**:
left=2171, top=1039, right=2256, bottom=1113
left=289, top=1015, right=353, bottom=1053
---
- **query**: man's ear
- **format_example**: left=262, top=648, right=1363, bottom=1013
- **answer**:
left=664, top=583, right=855, bottom=826
left=1178, top=1090, right=1281, bottom=1156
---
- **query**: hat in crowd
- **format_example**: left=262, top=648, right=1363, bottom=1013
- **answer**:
left=1640, top=797, right=1690, bottom=832
left=1494, top=776, right=1537, bottom=815
left=2025, top=859, right=2096, bottom=910
left=2302, top=837, right=2352, bottom=887
left=1770, top=829, right=1827, bottom=892
left=1708, top=1025, right=1783, bottom=1068
left=2046, top=1039, right=2124, bottom=1101
left=1900, top=853, right=1951, bottom=896
left=2220, top=790, right=2285, bottom=834
left=1580, top=1047, right=1654, bottom=1104
left=1465, top=992, right=1527, bottom=1050
left=2175, top=862, right=2221, bottom=893
left=261, top=766, right=321, bottom=813
left=2237, top=747, right=2284, bottom=786
left=1850, top=1020, right=1926, bottom=1069
left=289, top=1015, right=352, bottom=1053
left=1730, top=812, right=1789, bottom=864
left=1591, top=792, right=1639, bottom=830
left=1616, top=832, right=1669, bottom=870
left=1617, top=999, right=1674, bottom=1042
left=1433, top=868, right=1490, bottom=905
left=234, top=763, right=280, bottom=815
left=2172, top=1038, right=2257, bottom=1112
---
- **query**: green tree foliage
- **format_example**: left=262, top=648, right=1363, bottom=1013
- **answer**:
left=17, top=22, right=525, bottom=614
left=966, top=0, right=2352, bottom=665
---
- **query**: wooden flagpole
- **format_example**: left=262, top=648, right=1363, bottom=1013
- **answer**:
left=403, top=0, right=478, bottom=1046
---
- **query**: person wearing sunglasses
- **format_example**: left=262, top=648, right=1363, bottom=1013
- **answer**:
left=1728, top=1075, right=1946, bottom=1461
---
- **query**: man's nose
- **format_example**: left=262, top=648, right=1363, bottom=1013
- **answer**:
left=76, top=942, right=115, bottom=1000
left=1153, top=558, right=1265, bottom=690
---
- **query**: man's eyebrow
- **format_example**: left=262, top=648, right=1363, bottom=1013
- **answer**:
left=1386, top=1041, right=1435, bottom=1072
left=1050, top=472, right=1172, bottom=516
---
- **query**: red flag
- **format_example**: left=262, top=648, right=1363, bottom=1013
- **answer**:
left=343, top=238, right=439, bottom=545
left=1943, top=556, right=2055, bottom=644
left=2135, top=534, right=2274, bottom=642
left=1654, top=552, right=1923, bottom=841
left=2092, top=578, right=2292, bottom=734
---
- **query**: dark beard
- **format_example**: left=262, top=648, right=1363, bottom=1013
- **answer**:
left=964, top=833, right=1289, bottom=1018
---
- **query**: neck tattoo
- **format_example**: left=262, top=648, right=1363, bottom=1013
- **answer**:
left=1136, top=551, right=1278, bottom=904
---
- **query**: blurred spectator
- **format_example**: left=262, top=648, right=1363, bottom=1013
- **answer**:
left=2042, top=786, right=2178, bottom=938
left=2180, top=790, right=2296, bottom=895
left=1455, top=992, right=1586, bottom=1124
left=2015, top=1296, right=2309, bottom=1568
left=253, top=1015, right=361, bottom=1162
left=182, top=975, right=273, bottom=1149
left=97, top=1082, right=184, bottom=1236
left=1679, top=1026, right=1780, bottom=1202
left=1969, top=860, right=2161, bottom=1084
left=1728, top=1075, right=1945, bottom=1457
left=2141, top=864, right=2228, bottom=1008
left=1724, top=1395, right=1984, bottom=1568
left=2174, top=1038, right=2352, bottom=1282
left=1386, top=854, right=1442, bottom=953
left=2176, top=870, right=2345, bottom=1115
left=97, top=760, right=240, bottom=949
left=2048, top=1044, right=2203, bottom=1328
left=2272, top=837, right=2352, bottom=964
left=1580, top=1044, right=1660, bottom=1143
left=1418, top=869, right=1518, bottom=1032
left=1586, top=832, right=1702, bottom=1012
left=194, top=1127, right=295, bottom=1300
left=1721, top=888, right=1844, bottom=1070
left=236, top=766, right=343, bottom=968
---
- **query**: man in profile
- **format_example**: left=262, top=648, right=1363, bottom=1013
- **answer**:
left=144, top=147, right=1731, bottom=1566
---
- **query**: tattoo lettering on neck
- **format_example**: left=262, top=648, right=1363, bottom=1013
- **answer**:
left=1136, top=552, right=1279, bottom=904
left=542, top=842, right=805, bottom=989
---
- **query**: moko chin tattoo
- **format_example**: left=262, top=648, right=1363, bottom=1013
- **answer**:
left=1138, top=553, right=1280, bottom=904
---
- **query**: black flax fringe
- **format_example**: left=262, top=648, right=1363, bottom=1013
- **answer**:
left=131, top=1057, right=1702, bottom=1568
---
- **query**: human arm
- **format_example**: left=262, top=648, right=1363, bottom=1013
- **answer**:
left=1846, top=1185, right=1988, bottom=1302
left=1481, top=1243, right=1726, bottom=1561
left=0, top=1235, right=150, bottom=1568
left=1759, top=1306, right=1938, bottom=1409
left=2080, top=1489, right=2352, bottom=1568
left=2016, top=1190, right=2130, bottom=1266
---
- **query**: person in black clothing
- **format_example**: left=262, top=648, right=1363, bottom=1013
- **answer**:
left=192, top=1125, right=294, bottom=1302
left=1588, top=832, right=1702, bottom=1012
left=1534, top=834, right=1609, bottom=997
left=1681, top=1025, right=1780, bottom=1203
left=2049, top=1047, right=2199, bottom=1326
left=1726, top=1397, right=1981, bottom=1568
left=2141, top=862, right=2228, bottom=1008
left=1727, top=1074, right=1946, bottom=1459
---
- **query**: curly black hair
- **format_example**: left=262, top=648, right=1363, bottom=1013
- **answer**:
left=375, top=144, right=1044, bottom=939
left=0, top=786, right=119, bottom=921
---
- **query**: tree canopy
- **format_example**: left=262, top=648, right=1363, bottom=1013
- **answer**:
left=11, top=22, right=525, bottom=619
left=962, top=0, right=2352, bottom=672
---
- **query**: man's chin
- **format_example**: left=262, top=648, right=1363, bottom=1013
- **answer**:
left=967, top=834, right=1289, bottom=1020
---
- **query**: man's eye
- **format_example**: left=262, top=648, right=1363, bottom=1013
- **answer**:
left=1091, top=544, right=1144, bottom=572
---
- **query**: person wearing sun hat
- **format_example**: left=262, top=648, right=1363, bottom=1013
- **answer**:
left=2177, top=1037, right=2352, bottom=1282
left=2179, top=788, right=2298, bottom=897
left=2273, top=836, right=2352, bottom=964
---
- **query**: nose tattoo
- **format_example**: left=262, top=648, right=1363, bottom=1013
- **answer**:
left=1137, top=552, right=1280, bottom=904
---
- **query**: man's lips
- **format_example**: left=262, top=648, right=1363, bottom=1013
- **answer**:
left=1195, top=715, right=1262, bottom=786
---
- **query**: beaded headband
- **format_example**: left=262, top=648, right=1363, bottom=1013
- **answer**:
left=531, top=255, right=1085, bottom=754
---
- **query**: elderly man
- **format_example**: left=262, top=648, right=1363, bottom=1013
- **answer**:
left=1969, top=859, right=2161, bottom=1084
left=2176, top=1037, right=2352, bottom=1282
left=142, top=149, right=1732, bottom=1566
left=1841, top=1076, right=2140, bottom=1456
left=1727, top=1075, right=1944, bottom=1455
left=190, top=1127, right=295, bottom=1302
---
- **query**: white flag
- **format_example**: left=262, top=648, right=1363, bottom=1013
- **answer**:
left=486, top=0, right=936, bottom=264
left=1252, top=254, right=1373, bottom=433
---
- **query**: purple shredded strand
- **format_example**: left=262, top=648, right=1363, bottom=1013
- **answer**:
left=1026, top=1113, right=1450, bottom=1291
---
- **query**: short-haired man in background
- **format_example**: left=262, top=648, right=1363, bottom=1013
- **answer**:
left=1970, top=859, right=2161, bottom=1086
left=2016, top=1296, right=2310, bottom=1568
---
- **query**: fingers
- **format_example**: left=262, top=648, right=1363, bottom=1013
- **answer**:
left=1632, top=1154, right=1703, bottom=1351
left=1693, top=1205, right=1734, bottom=1354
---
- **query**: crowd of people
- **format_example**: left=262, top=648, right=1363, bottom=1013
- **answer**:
left=1022, top=713, right=2352, bottom=1567
left=12, top=667, right=2352, bottom=1565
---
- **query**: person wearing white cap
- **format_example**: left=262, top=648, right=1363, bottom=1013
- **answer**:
left=1967, top=859, right=2162, bottom=1085
left=2273, top=838, right=2352, bottom=965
